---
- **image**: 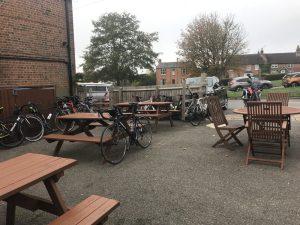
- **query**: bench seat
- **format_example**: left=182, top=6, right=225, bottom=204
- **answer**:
left=48, top=195, right=119, bottom=225
left=44, top=134, right=111, bottom=144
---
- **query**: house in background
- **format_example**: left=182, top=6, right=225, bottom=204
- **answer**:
left=0, top=0, right=75, bottom=96
left=156, top=59, right=200, bottom=85
left=228, top=46, right=300, bottom=78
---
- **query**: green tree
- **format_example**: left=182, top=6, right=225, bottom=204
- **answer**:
left=83, top=12, right=158, bottom=85
left=178, top=13, right=247, bottom=78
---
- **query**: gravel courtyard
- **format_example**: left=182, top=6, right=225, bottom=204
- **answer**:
left=1, top=110, right=300, bottom=225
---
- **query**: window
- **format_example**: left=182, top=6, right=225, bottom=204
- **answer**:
left=172, top=79, right=176, bottom=84
left=271, top=64, right=278, bottom=69
left=280, top=70, right=286, bottom=74
left=246, top=65, right=251, bottom=71
left=91, top=86, right=107, bottom=92
left=287, top=64, right=293, bottom=68
left=181, top=68, right=187, bottom=75
left=161, top=68, right=166, bottom=75
left=171, top=68, right=176, bottom=76
left=254, top=65, right=260, bottom=71
left=162, top=79, right=166, bottom=85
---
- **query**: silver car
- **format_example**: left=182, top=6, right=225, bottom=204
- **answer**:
left=228, top=76, right=273, bottom=91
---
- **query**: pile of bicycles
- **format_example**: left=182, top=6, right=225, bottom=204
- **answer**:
left=0, top=95, right=96, bottom=148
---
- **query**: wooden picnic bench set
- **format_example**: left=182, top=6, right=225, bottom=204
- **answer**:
left=0, top=153, right=119, bottom=225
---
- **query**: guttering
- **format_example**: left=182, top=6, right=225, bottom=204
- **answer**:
left=64, top=0, right=74, bottom=96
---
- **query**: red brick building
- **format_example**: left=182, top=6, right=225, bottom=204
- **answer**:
left=156, top=60, right=200, bottom=85
left=228, top=46, right=300, bottom=78
left=0, top=0, right=76, bottom=96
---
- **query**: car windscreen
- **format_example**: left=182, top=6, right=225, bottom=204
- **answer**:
left=90, top=86, right=107, bottom=92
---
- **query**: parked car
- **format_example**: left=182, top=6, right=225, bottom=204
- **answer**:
left=228, top=76, right=273, bottom=91
left=77, top=82, right=112, bottom=101
left=282, top=72, right=300, bottom=87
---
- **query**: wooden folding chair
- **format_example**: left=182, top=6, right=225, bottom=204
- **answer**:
left=267, top=92, right=290, bottom=146
left=246, top=101, right=288, bottom=169
left=207, top=96, right=245, bottom=149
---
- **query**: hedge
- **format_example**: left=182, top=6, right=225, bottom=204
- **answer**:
left=261, top=73, right=285, bottom=81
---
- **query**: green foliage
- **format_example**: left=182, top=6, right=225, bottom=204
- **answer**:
left=261, top=73, right=285, bottom=81
left=132, top=73, right=156, bottom=86
left=259, top=64, right=271, bottom=74
left=82, top=12, right=158, bottom=86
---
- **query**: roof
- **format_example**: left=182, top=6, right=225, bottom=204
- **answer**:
left=156, top=61, right=191, bottom=69
left=239, top=52, right=300, bottom=65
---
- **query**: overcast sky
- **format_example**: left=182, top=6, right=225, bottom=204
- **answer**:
left=72, top=0, right=300, bottom=72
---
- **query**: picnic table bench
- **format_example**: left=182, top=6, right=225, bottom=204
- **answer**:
left=0, top=153, right=119, bottom=225
left=116, top=101, right=176, bottom=131
left=44, top=113, right=111, bottom=156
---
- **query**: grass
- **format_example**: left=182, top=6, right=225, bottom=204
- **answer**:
left=227, top=80, right=300, bottom=99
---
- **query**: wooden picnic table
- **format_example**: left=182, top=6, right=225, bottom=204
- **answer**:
left=44, top=112, right=111, bottom=156
left=0, top=153, right=77, bottom=225
left=115, top=101, right=175, bottom=131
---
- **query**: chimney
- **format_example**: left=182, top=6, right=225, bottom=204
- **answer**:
left=296, top=45, right=300, bottom=57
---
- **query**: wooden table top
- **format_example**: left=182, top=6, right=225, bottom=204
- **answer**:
left=0, top=153, right=77, bottom=200
left=57, top=112, right=110, bottom=120
left=233, top=106, right=300, bottom=115
left=116, top=101, right=173, bottom=107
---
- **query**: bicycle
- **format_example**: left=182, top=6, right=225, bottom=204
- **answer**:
left=98, top=103, right=152, bottom=164
left=14, top=105, right=45, bottom=142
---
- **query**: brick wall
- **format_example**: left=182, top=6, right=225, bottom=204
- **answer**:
left=0, top=0, right=75, bottom=96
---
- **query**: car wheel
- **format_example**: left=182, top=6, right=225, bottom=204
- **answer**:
left=291, top=82, right=298, bottom=87
left=262, top=84, right=270, bottom=89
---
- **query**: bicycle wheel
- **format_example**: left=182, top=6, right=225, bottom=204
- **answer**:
left=101, top=124, right=129, bottom=165
left=189, top=106, right=205, bottom=126
left=20, top=115, right=44, bottom=142
left=0, top=123, right=24, bottom=147
left=54, top=110, right=75, bottom=132
left=135, top=117, right=152, bottom=148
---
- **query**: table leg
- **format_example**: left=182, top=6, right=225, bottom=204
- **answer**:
left=44, top=177, right=68, bottom=215
left=53, top=121, right=72, bottom=155
left=6, top=200, right=16, bottom=225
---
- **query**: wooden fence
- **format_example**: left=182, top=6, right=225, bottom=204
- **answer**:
left=0, top=86, right=55, bottom=120
left=109, top=81, right=207, bottom=120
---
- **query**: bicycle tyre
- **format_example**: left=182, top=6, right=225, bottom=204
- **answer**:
left=100, top=124, right=129, bottom=165
left=189, top=106, right=206, bottom=126
left=0, top=123, right=24, bottom=148
left=54, top=110, right=75, bottom=132
left=135, top=117, right=152, bottom=148
left=20, top=114, right=44, bottom=142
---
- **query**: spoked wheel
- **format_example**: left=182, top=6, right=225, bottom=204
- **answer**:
left=189, top=110, right=206, bottom=126
left=54, top=110, right=75, bottom=132
left=100, top=124, right=129, bottom=165
left=135, top=117, right=152, bottom=148
left=20, top=115, right=44, bottom=142
left=0, top=123, right=24, bottom=148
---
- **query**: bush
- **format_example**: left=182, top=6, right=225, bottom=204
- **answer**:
left=261, top=73, right=285, bottom=81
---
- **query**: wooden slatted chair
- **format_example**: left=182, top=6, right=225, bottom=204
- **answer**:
left=266, top=93, right=289, bottom=106
left=246, top=101, right=288, bottom=169
left=267, top=92, right=290, bottom=146
left=207, top=96, right=245, bottom=149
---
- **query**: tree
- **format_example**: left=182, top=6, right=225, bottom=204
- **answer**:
left=178, top=13, right=247, bottom=78
left=83, top=12, right=159, bottom=85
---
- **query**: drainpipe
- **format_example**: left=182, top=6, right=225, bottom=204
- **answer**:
left=64, top=0, right=74, bottom=96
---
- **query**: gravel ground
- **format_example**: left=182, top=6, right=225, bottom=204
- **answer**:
left=1, top=113, right=300, bottom=225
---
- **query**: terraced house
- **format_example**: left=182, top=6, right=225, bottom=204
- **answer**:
left=0, top=0, right=75, bottom=118
left=228, top=46, right=300, bottom=77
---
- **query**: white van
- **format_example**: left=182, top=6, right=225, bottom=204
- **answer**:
left=77, top=82, right=112, bottom=101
